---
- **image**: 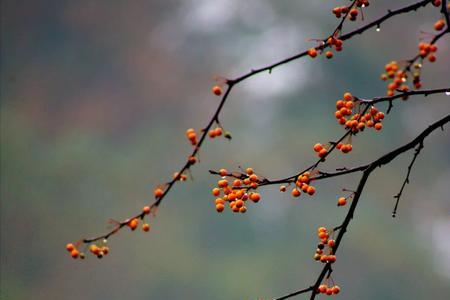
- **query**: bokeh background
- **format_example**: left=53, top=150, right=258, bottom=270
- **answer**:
left=1, top=1, right=450, bottom=299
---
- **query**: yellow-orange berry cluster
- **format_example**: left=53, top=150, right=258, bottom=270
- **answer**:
left=212, top=168, right=261, bottom=213
left=291, top=172, right=317, bottom=198
left=186, top=128, right=198, bottom=146
left=380, top=61, right=412, bottom=96
left=318, top=283, right=341, bottom=296
left=314, top=227, right=337, bottom=264
left=335, top=92, right=384, bottom=133
left=88, top=243, right=110, bottom=259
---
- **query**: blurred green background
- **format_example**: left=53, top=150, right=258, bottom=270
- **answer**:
left=1, top=1, right=450, bottom=299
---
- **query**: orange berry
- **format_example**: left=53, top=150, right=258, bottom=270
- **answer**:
left=212, top=85, right=222, bottom=96
left=231, top=205, right=240, bottom=213
left=318, top=148, right=328, bottom=158
left=215, top=198, right=225, bottom=205
left=332, top=285, right=341, bottom=294
left=326, top=288, right=333, bottom=295
left=250, top=193, right=261, bottom=203
left=336, top=100, right=345, bottom=109
left=325, top=51, right=333, bottom=59
left=338, top=197, right=347, bottom=206
left=291, top=188, right=301, bottom=197
left=218, top=179, right=228, bottom=188
left=89, top=244, right=100, bottom=255
left=232, top=179, right=242, bottom=187
left=340, top=144, right=348, bottom=153
left=374, top=123, right=383, bottom=131
left=143, top=206, right=151, bottom=215
left=246, top=167, right=254, bottom=175
left=239, top=206, right=247, bottom=213
left=216, top=203, right=225, bottom=213
left=318, top=284, right=327, bottom=293
left=235, top=199, right=244, bottom=208
left=208, top=129, right=216, bottom=138
left=154, top=188, right=164, bottom=198
left=343, top=92, right=353, bottom=101
left=128, top=218, right=139, bottom=230
left=428, top=54, right=436, bottom=62
left=308, top=48, right=317, bottom=58
left=212, top=188, right=221, bottom=196
left=219, top=168, right=228, bottom=177
left=328, top=239, right=336, bottom=247
left=71, top=249, right=79, bottom=259
left=214, top=127, right=223, bottom=136
left=188, top=156, right=197, bottom=164
left=142, top=223, right=150, bottom=232
left=313, top=143, right=323, bottom=152
left=349, top=8, right=358, bottom=17
left=332, top=7, right=342, bottom=17
left=345, top=101, right=354, bottom=109
left=279, top=185, right=287, bottom=192
left=318, top=231, right=328, bottom=239
left=236, top=189, right=245, bottom=199
left=227, top=193, right=237, bottom=201
left=187, top=132, right=197, bottom=141
left=301, top=184, right=309, bottom=192
left=317, top=227, right=327, bottom=233
left=307, top=186, right=316, bottom=195
left=249, top=174, right=258, bottom=182
left=434, top=19, right=445, bottom=31
left=66, top=243, right=75, bottom=252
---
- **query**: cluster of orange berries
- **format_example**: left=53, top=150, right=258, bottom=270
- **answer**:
left=127, top=207, right=152, bottom=232
left=66, top=206, right=153, bottom=260
left=65, top=240, right=109, bottom=260
left=88, top=243, right=110, bottom=259
left=314, top=227, right=337, bottom=264
left=380, top=61, right=414, bottom=95
left=335, top=92, right=384, bottom=132
left=65, top=243, right=82, bottom=259
left=418, top=42, right=438, bottom=63
left=186, top=128, right=198, bottom=146
left=287, top=172, right=317, bottom=198
left=307, top=36, right=344, bottom=59
left=332, top=0, right=369, bottom=20
left=317, top=283, right=341, bottom=296
left=212, top=168, right=261, bottom=213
